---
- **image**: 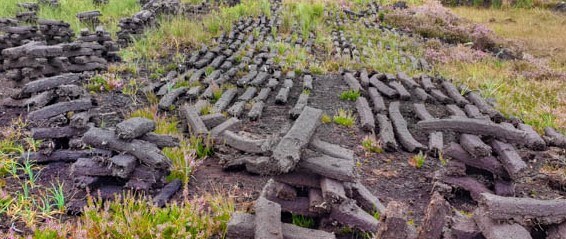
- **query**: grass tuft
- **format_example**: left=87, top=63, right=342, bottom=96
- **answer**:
left=333, top=109, right=356, bottom=127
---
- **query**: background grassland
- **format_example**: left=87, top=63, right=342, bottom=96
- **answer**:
left=445, top=6, right=565, bottom=131
left=0, top=0, right=141, bottom=33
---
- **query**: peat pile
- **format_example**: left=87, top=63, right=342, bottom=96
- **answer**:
left=1, top=40, right=111, bottom=81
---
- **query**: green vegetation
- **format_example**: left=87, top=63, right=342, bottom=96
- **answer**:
left=333, top=109, right=356, bottom=127
left=409, top=151, right=427, bottom=169
left=0, top=0, right=140, bottom=33
left=339, top=90, right=361, bottom=101
left=86, top=74, right=124, bottom=93
left=361, top=136, right=383, bottom=154
left=291, top=214, right=315, bottom=228
left=321, top=113, right=332, bottom=124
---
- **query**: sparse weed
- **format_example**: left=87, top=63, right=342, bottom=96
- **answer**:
left=361, top=136, right=383, bottom=154
left=291, top=214, right=315, bottom=228
left=339, top=90, right=361, bottom=101
left=409, top=151, right=427, bottom=169
left=333, top=109, right=356, bottom=127
left=321, top=114, right=332, bottom=124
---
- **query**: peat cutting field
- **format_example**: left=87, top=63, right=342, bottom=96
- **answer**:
left=0, top=0, right=565, bottom=238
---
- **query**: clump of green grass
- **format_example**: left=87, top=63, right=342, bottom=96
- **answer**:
left=409, top=151, right=427, bottom=169
left=86, top=74, right=123, bottom=93
left=333, top=109, right=356, bottom=127
left=339, top=90, right=361, bottom=101
left=291, top=214, right=315, bottom=228
left=361, top=136, right=383, bottom=154
left=321, top=113, right=332, bottom=124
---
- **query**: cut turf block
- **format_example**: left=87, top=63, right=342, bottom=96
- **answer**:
left=430, top=89, right=453, bottom=104
left=22, top=149, right=110, bottom=164
left=376, top=113, right=398, bottom=152
left=17, top=73, right=81, bottom=97
left=330, top=199, right=379, bottom=232
left=464, top=104, right=489, bottom=120
left=238, top=87, right=257, bottom=101
left=71, top=158, right=112, bottom=177
left=450, top=214, right=482, bottom=239
left=182, top=105, right=209, bottom=136
left=248, top=101, right=265, bottom=121
left=389, top=101, right=425, bottom=152
left=31, top=126, right=87, bottom=140
left=491, top=140, right=527, bottom=180
left=309, top=138, right=354, bottom=161
left=109, top=154, right=137, bottom=178
left=369, top=75, right=398, bottom=98
left=473, top=208, right=532, bottom=239
left=420, top=75, right=435, bottom=92
left=140, top=133, right=180, bottom=149
left=289, top=92, right=309, bottom=119
left=271, top=106, right=322, bottom=173
left=544, top=127, right=566, bottom=149
left=254, top=88, right=271, bottom=102
left=303, top=75, right=313, bottom=90
left=446, top=104, right=467, bottom=118
left=275, top=87, right=290, bottom=104
left=413, top=88, right=431, bottom=102
left=518, top=123, right=547, bottom=151
left=388, top=81, right=411, bottom=100
left=27, top=98, right=93, bottom=121
left=397, top=71, right=418, bottom=88
left=444, top=143, right=507, bottom=177
left=274, top=171, right=321, bottom=189
left=480, top=193, right=566, bottom=225
left=441, top=81, right=469, bottom=106
left=417, top=118, right=530, bottom=147
left=356, top=97, right=375, bottom=132
left=494, top=179, right=514, bottom=197
left=466, top=92, right=504, bottom=122
left=227, top=101, right=246, bottom=117
left=299, top=155, right=355, bottom=182
left=442, top=176, right=492, bottom=202
left=158, top=87, right=187, bottom=111
left=262, top=179, right=297, bottom=201
left=375, top=201, right=409, bottom=238
left=116, top=117, right=156, bottom=140
left=417, top=192, right=450, bottom=239
left=368, top=87, right=386, bottom=113
left=227, top=212, right=255, bottom=239
left=309, top=188, right=329, bottom=214
left=214, top=88, right=238, bottom=112
left=320, top=177, right=347, bottom=203
left=82, top=127, right=171, bottom=169
left=201, top=113, right=226, bottom=129
left=220, top=130, right=272, bottom=154
left=345, top=181, right=386, bottom=214
left=282, top=222, right=336, bottom=239
left=413, top=103, right=434, bottom=121
left=460, top=134, right=492, bottom=158
left=211, top=117, right=240, bottom=138
left=153, top=179, right=182, bottom=207
left=254, top=197, right=283, bottom=239
left=343, top=72, right=362, bottom=91
left=429, top=132, right=443, bottom=157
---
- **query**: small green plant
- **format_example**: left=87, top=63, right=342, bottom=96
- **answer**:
left=321, top=114, right=332, bottom=124
left=200, top=104, right=213, bottom=116
left=291, top=214, right=315, bottom=228
left=409, top=151, right=427, bottom=169
left=302, top=89, right=311, bottom=95
left=333, top=109, right=355, bottom=127
left=379, top=12, right=385, bottom=22
left=361, top=136, right=383, bottom=154
left=373, top=211, right=381, bottom=220
left=339, top=90, right=361, bottom=101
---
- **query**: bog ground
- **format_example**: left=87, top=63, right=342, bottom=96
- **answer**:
left=0, top=0, right=565, bottom=238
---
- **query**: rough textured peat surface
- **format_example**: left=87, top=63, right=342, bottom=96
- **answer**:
left=1, top=0, right=566, bottom=238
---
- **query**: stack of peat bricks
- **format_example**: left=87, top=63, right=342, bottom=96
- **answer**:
left=0, top=18, right=18, bottom=31
left=76, top=10, right=101, bottom=28
left=182, top=2, right=214, bottom=16
left=116, top=10, right=157, bottom=46
left=74, top=117, right=178, bottom=195
left=78, top=26, right=121, bottom=62
left=38, top=19, right=75, bottom=44
left=1, top=40, right=111, bottom=81
left=38, top=0, right=59, bottom=8
left=15, top=3, right=39, bottom=23
left=117, top=0, right=182, bottom=46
